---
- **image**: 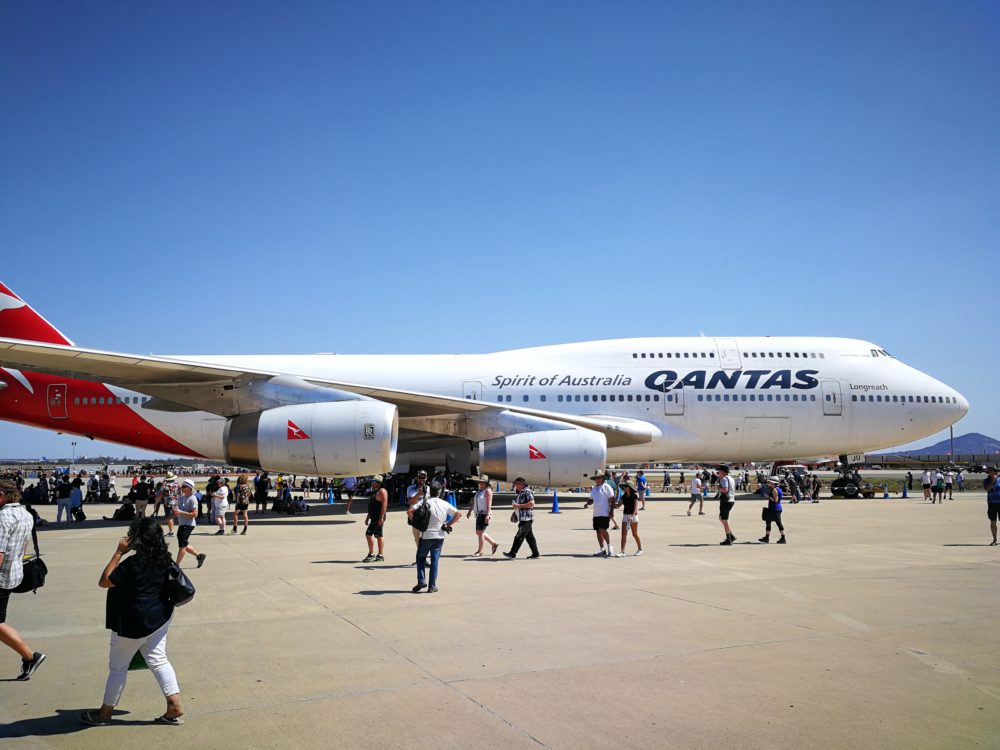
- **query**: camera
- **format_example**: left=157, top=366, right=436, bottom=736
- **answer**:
left=442, top=524, right=453, bottom=534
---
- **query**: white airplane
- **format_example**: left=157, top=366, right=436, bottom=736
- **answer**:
left=0, top=282, right=968, bottom=485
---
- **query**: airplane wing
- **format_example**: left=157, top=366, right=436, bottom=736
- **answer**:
left=0, top=337, right=657, bottom=448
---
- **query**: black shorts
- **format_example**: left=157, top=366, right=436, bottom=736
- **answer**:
left=719, top=501, right=735, bottom=520
left=922, top=484, right=931, bottom=490
left=988, top=504, right=1000, bottom=523
left=177, top=525, right=194, bottom=548
left=475, top=513, right=489, bottom=531
left=366, top=520, right=384, bottom=538
left=0, top=587, right=10, bottom=624
left=592, top=516, right=610, bottom=531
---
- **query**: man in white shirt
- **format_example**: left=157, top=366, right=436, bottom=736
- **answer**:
left=212, top=478, right=230, bottom=535
left=588, top=473, right=616, bottom=557
left=717, top=465, right=737, bottom=545
left=410, top=486, right=460, bottom=593
left=921, top=469, right=932, bottom=502
left=944, top=469, right=954, bottom=500
left=688, top=474, right=705, bottom=516
left=0, top=480, right=46, bottom=680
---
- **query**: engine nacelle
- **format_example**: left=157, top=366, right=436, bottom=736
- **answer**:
left=224, top=401, right=398, bottom=477
left=480, top=429, right=607, bottom=487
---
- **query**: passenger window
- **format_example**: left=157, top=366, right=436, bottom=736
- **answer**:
left=749, top=394, right=755, bottom=401
left=741, top=394, right=747, bottom=401
left=658, top=353, right=663, bottom=358
left=852, top=395, right=857, bottom=401
left=794, top=353, right=800, bottom=358
left=641, top=353, right=646, bottom=358
left=557, top=395, right=563, bottom=402
left=497, top=396, right=503, bottom=402
left=98, top=397, right=105, bottom=405
left=666, top=353, right=672, bottom=358
left=584, top=395, right=590, bottom=402
left=768, top=352, right=774, bottom=358
left=700, top=353, right=706, bottom=358
left=645, top=395, right=651, bottom=402
left=632, top=353, right=637, bottom=359
left=73, top=397, right=80, bottom=405
left=653, top=395, right=659, bottom=401
left=684, top=353, right=689, bottom=358
left=600, top=395, right=607, bottom=402
left=627, top=395, right=633, bottom=402
left=714, top=394, right=721, bottom=401
left=505, top=395, right=511, bottom=402
left=540, top=395, right=546, bottom=402
left=723, top=394, right=729, bottom=401
left=697, top=395, right=703, bottom=402
left=766, top=394, right=773, bottom=401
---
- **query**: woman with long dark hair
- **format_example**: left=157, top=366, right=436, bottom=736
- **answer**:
left=81, top=517, right=185, bottom=726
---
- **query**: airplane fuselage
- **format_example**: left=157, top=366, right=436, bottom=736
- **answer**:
left=0, top=336, right=968, bottom=469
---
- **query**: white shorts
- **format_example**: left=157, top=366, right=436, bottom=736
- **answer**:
left=622, top=513, right=639, bottom=527
left=213, top=502, right=229, bottom=514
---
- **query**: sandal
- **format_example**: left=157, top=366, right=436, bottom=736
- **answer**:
left=81, top=710, right=112, bottom=726
left=491, top=542, right=499, bottom=554
left=154, top=714, right=185, bottom=725
left=472, top=551, right=483, bottom=557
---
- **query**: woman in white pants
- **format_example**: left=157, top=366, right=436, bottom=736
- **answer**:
left=81, top=518, right=185, bottom=726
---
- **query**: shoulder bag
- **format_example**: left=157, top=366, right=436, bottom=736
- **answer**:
left=13, top=525, right=47, bottom=594
left=164, top=562, right=196, bottom=606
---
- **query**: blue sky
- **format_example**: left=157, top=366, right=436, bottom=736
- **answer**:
left=1, top=1, right=997, bottom=461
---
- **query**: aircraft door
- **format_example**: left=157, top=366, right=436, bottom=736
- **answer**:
left=463, top=381, right=483, bottom=401
left=716, top=338, right=742, bottom=370
left=821, top=380, right=843, bottom=416
left=47, top=384, right=68, bottom=420
left=663, top=387, right=684, bottom=416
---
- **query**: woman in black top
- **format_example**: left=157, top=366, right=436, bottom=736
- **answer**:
left=615, top=480, right=644, bottom=556
left=81, top=518, right=185, bottom=726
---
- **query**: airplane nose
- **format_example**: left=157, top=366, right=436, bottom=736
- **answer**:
left=955, top=390, right=970, bottom=418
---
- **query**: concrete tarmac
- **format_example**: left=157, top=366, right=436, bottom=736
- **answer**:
left=1, top=491, right=998, bottom=749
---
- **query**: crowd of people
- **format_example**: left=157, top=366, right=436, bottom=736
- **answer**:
left=1, top=461, right=998, bottom=728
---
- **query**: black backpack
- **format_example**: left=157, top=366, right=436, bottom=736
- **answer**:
left=408, top=499, right=432, bottom=532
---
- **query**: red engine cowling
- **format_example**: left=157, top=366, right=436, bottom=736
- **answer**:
left=224, top=401, right=398, bottom=476
left=480, top=429, right=607, bottom=486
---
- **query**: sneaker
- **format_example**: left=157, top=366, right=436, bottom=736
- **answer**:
left=592, top=549, right=606, bottom=557
left=720, top=539, right=732, bottom=546
left=214, top=530, right=225, bottom=536
left=615, top=552, right=625, bottom=558
left=375, top=554, right=384, bottom=562
left=231, top=528, right=237, bottom=534
left=635, top=549, right=643, bottom=556
left=240, top=528, right=247, bottom=535
left=362, top=554, right=376, bottom=563
left=758, top=536, right=769, bottom=543
left=527, top=554, right=540, bottom=559
left=503, top=552, right=516, bottom=559
left=428, top=586, right=438, bottom=593
left=606, top=547, right=614, bottom=557
left=16, top=652, right=45, bottom=681
left=412, top=583, right=427, bottom=593
left=166, top=532, right=174, bottom=537
left=196, top=553, right=206, bottom=569
left=991, top=540, right=997, bottom=546
left=687, top=510, right=691, bottom=516
left=698, top=511, right=706, bottom=515
left=776, top=536, right=787, bottom=544
left=729, top=535, right=737, bottom=543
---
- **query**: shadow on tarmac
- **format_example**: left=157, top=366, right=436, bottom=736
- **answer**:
left=0, top=708, right=152, bottom=737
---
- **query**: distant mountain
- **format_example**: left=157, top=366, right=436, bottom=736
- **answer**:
left=877, top=432, right=1000, bottom=457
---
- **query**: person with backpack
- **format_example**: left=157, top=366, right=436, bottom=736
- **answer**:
left=759, top=476, right=787, bottom=544
left=409, top=486, right=460, bottom=593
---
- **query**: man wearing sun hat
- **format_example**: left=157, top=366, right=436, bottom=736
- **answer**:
left=588, top=472, right=616, bottom=557
left=174, top=479, right=206, bottom=569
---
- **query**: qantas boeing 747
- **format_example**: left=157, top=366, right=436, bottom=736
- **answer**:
left=0, top=282, right=968, bottom=485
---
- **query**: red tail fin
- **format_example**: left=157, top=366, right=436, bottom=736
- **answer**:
left=0, top=282, right=75, bottom=346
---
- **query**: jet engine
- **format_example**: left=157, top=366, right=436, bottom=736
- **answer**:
left=224, top=401, right=398, bottom=476
left=480, top=429, right=607, bottom=486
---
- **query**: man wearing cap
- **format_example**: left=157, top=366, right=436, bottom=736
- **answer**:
left=406, top=471, right=430, bottom=549
left=588, top=472, right=616, bottom=557
left=174, top=479, right=206, bottom=569
left=759, top=477, right=786, bottom=544
left=0, top=479, right=46, bottom=680
left=362, top=476, right=388, bottom=563
left=717, top=465, right=737, bottom=545
left=411, top=486, right=461, bottom=593
left=983, top=466, right=1000, bottom=546
left=503, top=477, right=539, bottom=559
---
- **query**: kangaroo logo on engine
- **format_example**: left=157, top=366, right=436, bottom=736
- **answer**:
left=287, top=420, right=310, bottom=440
left=363, top=423, right=375, bottom=440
